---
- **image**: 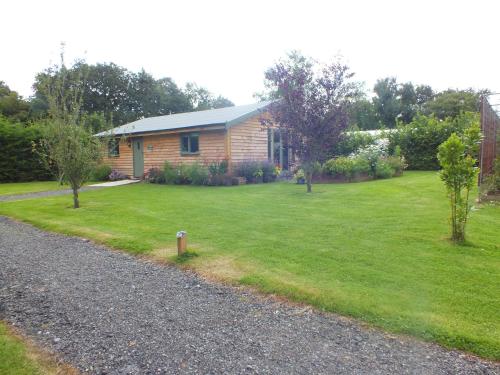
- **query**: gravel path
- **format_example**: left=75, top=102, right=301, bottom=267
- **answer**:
left=0, top=186, right=101, bottom=202
left=0, top=216, right=498, bottom=375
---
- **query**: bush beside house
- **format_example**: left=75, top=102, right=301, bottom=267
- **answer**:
left=145, top=160, right=279, bottom=186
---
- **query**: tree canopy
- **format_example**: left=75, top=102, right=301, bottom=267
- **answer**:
left=0, top=81, right=30, bottom=122
left=30, top=62, right=233, bottom=129
left=263, top=51, right=358, bottom=192
left=349, top=79, right=485, bottom=130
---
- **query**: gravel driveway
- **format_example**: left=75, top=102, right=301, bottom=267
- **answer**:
left=0, top=216, right=498, bottom=374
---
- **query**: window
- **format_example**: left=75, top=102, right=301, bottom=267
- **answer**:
left=180, top=133, right=199, bottom=154
left=108, top=139, right=120, bottom=157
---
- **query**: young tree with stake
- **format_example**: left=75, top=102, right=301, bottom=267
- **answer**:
left=262, top=52, right=359, bottom=192
left=38, top=48, right=103, bottom=208
left=437, top=124, right=481, bottom=242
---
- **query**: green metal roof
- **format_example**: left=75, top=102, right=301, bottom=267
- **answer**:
left=96, top=101, right=272, bottom=137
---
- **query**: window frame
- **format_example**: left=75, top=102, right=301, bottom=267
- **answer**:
left=180, top=133, right=200, bottom=155
left=108, top=138, right=120, bottom=157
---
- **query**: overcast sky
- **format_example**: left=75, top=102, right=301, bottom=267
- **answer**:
left=2, top=0, right=500, bottom=105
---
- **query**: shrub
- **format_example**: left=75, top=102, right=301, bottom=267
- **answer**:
left=375, top=160, right=395, bottom=179
left=294, top=168, right=305, bottom=184
left=388, top=112, right=478, bottom=170
left=92, top=164, right=112, bottom=181
left=383, top=156, right=407, bottom=176
left=208, top=159, right=228, bottom=177
left=333, top=131, right=378, bottom=156
left=355, top=142, right=388, bottom=176
left=146, top=167, right=165, bottom=184
left=261, top=161, right=277, bottom=182
left=163, top=161, right=177, bottom=184
left=187, top=163, right=209, bottom=185
left=324, top=156, right=370, bottom=181
left=234, top=161, right=262, bottom=183
left=0, top=117, right=52, bottom=182
left=175, top=163, right=191, bottom=185
left=108, top=169, right=127, bottom=181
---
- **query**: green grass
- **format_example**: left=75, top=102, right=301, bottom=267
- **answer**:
left=0, top=171, right=498, bottom=359
left=0, top=181, right=66, bottom=196
left=0, top=322, right=64, bottom=375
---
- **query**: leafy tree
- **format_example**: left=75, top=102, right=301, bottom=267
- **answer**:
left=415, top=84, right=434, bottom=106
left=373, top=77, right=400, bottom=128
left=263, top=51, right=358, bottom=192
left=348, top=99, right=381, bottom=130
left=0, top=81, right=30, bottom=122
left=437, top=124, right=481, bottom=242
left=211, top=95, right=235, bottom=109
left=367, top=79, right=434, bottom=128
left=424, top=89, right=480, bottom=119
left=398, top=82, right=417, bottom=124
left=184, top=82, right=234, bottom=111
left=37, top=51, right=102, bottom=208
left=82, top=62, right=132, bottom=125
left=32, top=63, right=232, bottom=126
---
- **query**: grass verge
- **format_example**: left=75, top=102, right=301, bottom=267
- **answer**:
left=0, top=321, right=78, bottom=375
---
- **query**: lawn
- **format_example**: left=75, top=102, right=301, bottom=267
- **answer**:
left=0, top=171, right=498, bottom=359
left=0, top=322, right=74, bottom=375
left=0, top=181, right=64, bottom=196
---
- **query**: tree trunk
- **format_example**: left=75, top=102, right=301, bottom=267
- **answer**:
left=306, top=171, right=312, bottom=193
left=72, top=187, right=79, bottom=209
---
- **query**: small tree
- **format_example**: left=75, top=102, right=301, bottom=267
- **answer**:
left=437, top=124, right=481, bottom=242
left=38, top=47, right=103, bottom=208
left=262, top=51, right=359, bottom=192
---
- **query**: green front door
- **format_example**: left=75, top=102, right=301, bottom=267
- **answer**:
left=132, top=138, right=144, bottom=178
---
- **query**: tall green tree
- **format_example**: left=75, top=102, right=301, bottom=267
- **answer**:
left=32, top=63, right=232, bottom=127
left=398, top=82, right=417, bottom=124
left=184, top=82, right=234, bottom=111
left=373, top=77, right=401, bottom=128
left=0, top=82, right=30, bottom=122
left=348, top=99, right=381, bottom=130
left=424, top=89, right=481, bottom=119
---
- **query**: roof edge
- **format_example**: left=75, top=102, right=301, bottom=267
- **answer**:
left=95, top=122, right=225, bottom=137
left=225, top=104, right=270, bottom=129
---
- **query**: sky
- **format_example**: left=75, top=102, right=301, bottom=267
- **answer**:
left=2, top=0, right=500, bottom=105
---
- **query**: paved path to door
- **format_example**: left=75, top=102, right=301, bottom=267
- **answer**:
left=0, top=217, right=498, bottom=374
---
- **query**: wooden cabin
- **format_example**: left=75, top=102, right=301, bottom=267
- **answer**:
left=97, top=101, right=291, bottom=178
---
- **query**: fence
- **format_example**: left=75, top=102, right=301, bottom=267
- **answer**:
left=479, top=95, right=499, bottom=184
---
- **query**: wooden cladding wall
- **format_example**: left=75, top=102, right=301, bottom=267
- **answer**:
left=103, top=116, right=270, bottom=177
left=104, top=140, right=133, bottom=176
left=229, top=115, right=268, bottom=164
left=104, top=129, right=227, bottom=176
left=142, top=130, right=226, bottom=171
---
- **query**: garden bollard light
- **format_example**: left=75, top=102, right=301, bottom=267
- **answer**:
left=177, top=231, right=187, bottom=255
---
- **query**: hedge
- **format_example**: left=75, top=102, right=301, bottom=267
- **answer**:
left=387, top=112, right=479, bottom=170
left=0, top=117, right=52, bottom=182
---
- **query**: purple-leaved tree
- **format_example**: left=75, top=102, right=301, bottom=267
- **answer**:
left=262, top=52, right=358, bottom=192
